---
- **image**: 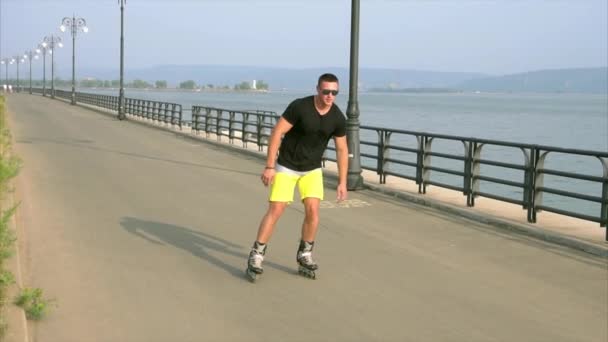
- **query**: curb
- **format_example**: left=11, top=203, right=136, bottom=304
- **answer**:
left=362, top=182, right=608, bottom=258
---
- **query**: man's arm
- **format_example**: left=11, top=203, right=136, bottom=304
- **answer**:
left=261, top=117, right=293, bottom=186
left=334, top=135, right=348, bottom=201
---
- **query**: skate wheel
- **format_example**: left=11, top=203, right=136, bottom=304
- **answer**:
left=298, top=268, right=316, bottom=280
left=246, top=268, right=258, bottom=283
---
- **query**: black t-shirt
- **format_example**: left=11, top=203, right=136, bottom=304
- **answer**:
left=277, top=96, right=346, bottom=171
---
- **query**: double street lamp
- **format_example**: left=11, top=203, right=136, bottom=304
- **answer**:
left=118, top=0, right=127, bottom=120
left=24, top=50, right=39, bottom=94
left=43, top=35, right=63, bottom=99
left=12, top=56, right=26, bottom=93
left=0, top=59, right=9, bottom=87
left=60, top=15, right=88, bottom=105
left=37, top=43, right=49, bottom=96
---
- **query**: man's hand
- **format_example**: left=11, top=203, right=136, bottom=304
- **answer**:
left=261, top=168, right=276, bottom=187
left=336, top=183, right=347, bottom=202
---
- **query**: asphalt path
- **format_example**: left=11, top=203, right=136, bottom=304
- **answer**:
left=6, top=93, right=607, bottom=342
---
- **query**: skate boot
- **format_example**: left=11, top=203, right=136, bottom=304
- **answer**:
left=246, top=241, right=267, bottom=282
left=296, top=240, right=318, bottom=279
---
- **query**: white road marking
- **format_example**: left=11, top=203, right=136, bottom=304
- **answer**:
left=320, top=199, right=372, bottom=209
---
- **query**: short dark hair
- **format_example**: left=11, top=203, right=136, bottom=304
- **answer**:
left=318, top=73, right=339, bottom=86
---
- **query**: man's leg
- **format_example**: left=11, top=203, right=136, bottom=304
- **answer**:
left=247, top=172, right=297, bottom=278
left=256, top=201, right=288, bottom=243
left=298, top=169, right=324, bottom=242
left=301, top=197, right=320, bottom=242
left=296, top=169, right=323, bottom=274
left=297, top=198, right=320, bottom=273
left=247, top=201, right=288, bottom=277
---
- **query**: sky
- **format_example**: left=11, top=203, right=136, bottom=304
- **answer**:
left=0, top=0, right=606, bottom=79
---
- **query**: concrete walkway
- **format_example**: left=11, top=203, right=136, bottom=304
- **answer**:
left=5, top=93, right=608, bottom=342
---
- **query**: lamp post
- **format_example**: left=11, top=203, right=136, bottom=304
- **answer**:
left=0, top=58, right=8, bottom=88
left=24, top=50, right=39, bottom=94
left=118, top=0, right=127, bottom=120
left=38, top=43, right=48, bottom=96
left=346, top=0, right=363, bottom=190
left=43, top=35, right=63, bottom=99
left=60, top=15, right=88, bottom=105
left=12, top=56, right=26, bottom=93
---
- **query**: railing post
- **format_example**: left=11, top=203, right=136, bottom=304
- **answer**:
left=599, top=157, right=608, bottom=238
left=229, top=111, right=235, bottom=144
left=462, top=140, right=471, bottom=197
left=205, top=108, right=211, bottom=138
left=256, top=115, right=263, bottom=151
left=421, top=136, right=433, bottom=194
left=470, top=142, right=483, bottom=207
left=177, top=104, right=183, bottom=129
left=216, top=110, right=222, bottom=141
left=242, top=113, right=249, bottom=148
left=416, top=135, right=424, bottom=193
left=382, top=131, right=392, bottom=184
left=376, top=129, right=384, bottom=183
left=465, top=141, right=474, bottom=206
left=532, top=148, right=551, bottom=223
left=192, top=107, right=199, bottom=134
left=522, top=147, right=534, bottom=212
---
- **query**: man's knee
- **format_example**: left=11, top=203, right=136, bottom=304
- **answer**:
left=303, top=199, right=320, bottom=223
left=266, top=202, right=287, bottom=218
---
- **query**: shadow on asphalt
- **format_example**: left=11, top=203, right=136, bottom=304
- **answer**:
left=120, top=216, right=296, bottom=280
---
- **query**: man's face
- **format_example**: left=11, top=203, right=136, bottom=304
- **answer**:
left=316, top=81, right=339, bottom=106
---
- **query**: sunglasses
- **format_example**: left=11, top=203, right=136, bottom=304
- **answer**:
left=320, top=89, right=339, bottom=96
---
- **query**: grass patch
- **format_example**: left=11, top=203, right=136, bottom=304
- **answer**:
left=14, top=287, right=53, bottom=320
left=0, top=95, right=23, bottom=337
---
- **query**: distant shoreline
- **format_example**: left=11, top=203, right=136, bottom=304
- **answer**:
left=79, top=87, right=270, bottom=94
left=367, top=87, right=458, bottom=94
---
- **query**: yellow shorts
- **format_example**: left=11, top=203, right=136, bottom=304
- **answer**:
left=269, top=168, right=324, bottom=203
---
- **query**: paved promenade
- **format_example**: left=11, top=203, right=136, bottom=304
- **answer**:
left=4, top=93, right=608, bottom=342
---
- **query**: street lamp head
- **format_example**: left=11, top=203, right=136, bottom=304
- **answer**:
left=60, top=16, right=88, bottom=35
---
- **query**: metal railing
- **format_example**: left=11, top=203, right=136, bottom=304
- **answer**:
left=322, top=126, right=608, bottom=238
left=124, top=98, right=182, bottom=127
left=191, top=106, right=278, bottom=151
left=25, top=89, right=608, bottom=239
left=30, top=88, right=182, bottom=127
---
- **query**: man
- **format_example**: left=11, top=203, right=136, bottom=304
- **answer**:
left=246, top=73, right=348, bottom=280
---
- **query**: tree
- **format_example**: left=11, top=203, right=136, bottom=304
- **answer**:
left=79, top=79, right=103, bottom=88
left=155, top=80, right=167, bottom=89
left=130, top=79, right=152, bottom=89
left=179, top=80, right=197, bottom=89
left=235, top=81, right=251, bottom=91
left=256, top=80, right=269, bottom=90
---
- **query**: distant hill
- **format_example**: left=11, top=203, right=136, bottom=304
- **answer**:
left=457, top=67, right=607, bottom=94
left=76, top=65, right=607, bottom=93
left=77, top=65, right=485, bottom=91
